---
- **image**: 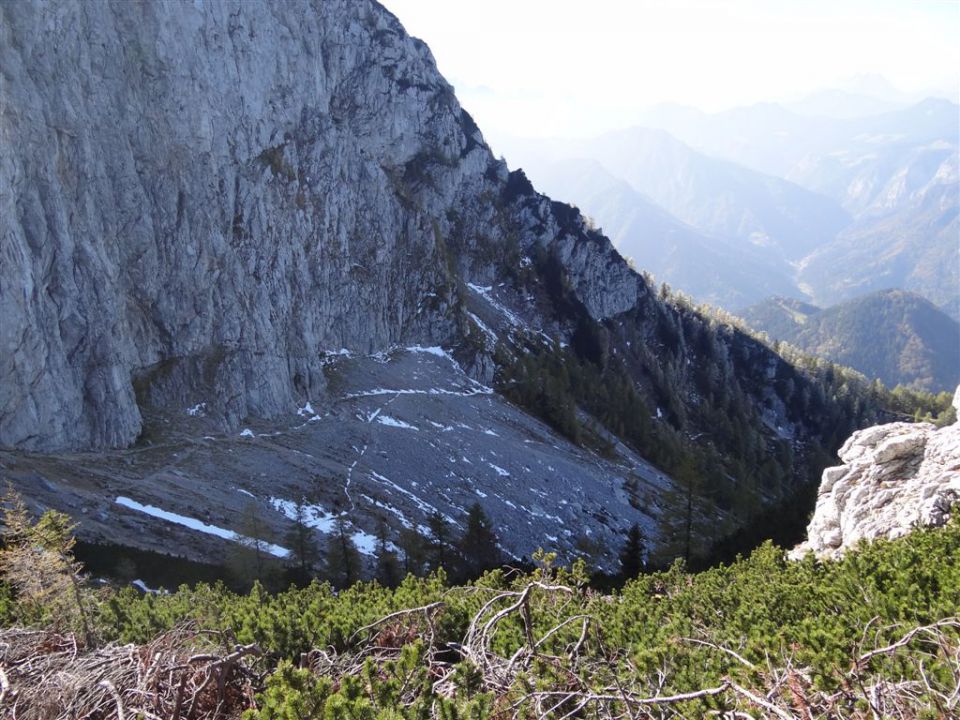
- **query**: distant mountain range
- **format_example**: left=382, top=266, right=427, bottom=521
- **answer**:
left=784, top=89, right=905, bottom=120
left=739, top=290, right=960, bottom=393
left=500, top=126, right=850, bottom=264
left=522, top=158, right=799, bottom=309
left=798, top=173, right=959, bottom=313
left=499, top=97, right=959, bottom=321
left=628, top=97, right=958, bottom=182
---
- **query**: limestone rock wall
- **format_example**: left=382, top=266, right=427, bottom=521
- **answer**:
left=0, top=0, right=493, bottom=449
left=791, top=389, right=960, bottom=559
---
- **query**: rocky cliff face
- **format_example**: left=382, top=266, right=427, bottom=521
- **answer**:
left=1, top=0, right=884, bottom=563
left=792, top=389, right=960, bottom=559
left=1, top=0, right=502, bottom=449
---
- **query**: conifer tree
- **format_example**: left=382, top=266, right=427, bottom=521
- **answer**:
left=325, top=516, right=361, bottom=588
left=618, top=522, right=646, bottom=580
left=397, top=526, right=428, bottom=576
left=228, top=501, right=282, bottom=590
left=284, top=499, right=321, bottom=585
left=427, top=511, right=452, bottom=571
left=374, top=519, right=402, bottom=588
left=457, top=503, right=501, bottom=579
left=655, top=454, right=709, bottom=566
left=0, top=489, right=93, bottom=645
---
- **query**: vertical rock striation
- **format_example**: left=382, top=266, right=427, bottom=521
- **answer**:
left=1, top=0, right=498, bottom=448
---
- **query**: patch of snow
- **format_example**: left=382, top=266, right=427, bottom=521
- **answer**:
left=467, top=311, right=498, bottom=346
left=467, top=283, right=522, bottom=326
left=377, top=415, right=418, bottom=430
left=369, top=472, right=438, bottom=516
left=237, top=488, right=255, bottom=498
left=297, top=401, right=316, bottom=416
left=482, top=429, right=499, bottom=437
left=131, top=579, right=163, bottom=594
left=405, top=345, right=451, bottom=359
left=186, top=402, right=206, bottom=417
left=361, top=494, right=412, bottom=528
left=488, top=463, right=510, bottom=477
left=346, top=386, right=492, bottom=399
left=115, top=496, right=288, bottom=558
left=239, top=428, right=255, bottom=438
left=320, top=350, right=353, bottom=367
left=369, top=472, right=458, bottom=526
left=270, top=497, right=338, bottom=534
left=343, top=444, right=368, bottom=513
left=351, top=530, right=380, bottom=556
left=528, top=507, right=563, bottom=523
left=475, top=489, right=488, bottom=498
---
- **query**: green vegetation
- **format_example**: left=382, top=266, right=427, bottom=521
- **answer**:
left=494, top=305, right=874, bottom=565
left=740, top=290, right=960, bottom=393
left=2, top=496, right=957, bottom=718
left=490, top=245, right=955, bottom=567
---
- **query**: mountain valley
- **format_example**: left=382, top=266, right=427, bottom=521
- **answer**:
left=1, top=4, right=959, bottom=717
left=0, top=0, right=918, bottom=574
left=501, top=97, right=959, bottom=320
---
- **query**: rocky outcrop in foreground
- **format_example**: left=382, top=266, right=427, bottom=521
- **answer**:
left=792, top=390, right=960, bottom=559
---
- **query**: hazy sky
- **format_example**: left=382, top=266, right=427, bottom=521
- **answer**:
left=382, top=0, right=960, bottom=139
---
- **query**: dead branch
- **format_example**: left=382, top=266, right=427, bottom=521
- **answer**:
left=349, top=601, right=446, bottom=643
left=681, top=637, right=756, bottom=669
left=0, top=625, right=261, bottom=720
left=855, top=618, right=960, bottom=668
left=727, top=681, right=795, bottom=720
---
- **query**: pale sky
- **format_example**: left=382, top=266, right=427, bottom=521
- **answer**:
left=381, top=0, right=960, bottom=139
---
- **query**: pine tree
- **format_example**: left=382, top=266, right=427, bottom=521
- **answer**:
left=457, top=503, right=501, bottom=580
left=397, top=526, right=428, bottom=576
left=325, top=516, right=361, bottom=588
left=655, top=454, right=709, bottom=566
left=0, top=489, right=93, bottom=645
left=374, top=519, right=402, bottom=588
left=618, top=523, right=646, bottom=580
left=427, top=511, right=452, bottom=571
left=228, top=501, right=282, bottom=590
left=284, top=499, right=321, bottom=585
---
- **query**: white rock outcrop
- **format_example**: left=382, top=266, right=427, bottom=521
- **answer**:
left=791, top=388, right=960, bottom=559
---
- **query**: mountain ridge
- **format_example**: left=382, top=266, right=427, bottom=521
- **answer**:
left=740, top=290, right=960, bottom=392
left=518, top=157, right=799, bottom=308
left=0, top=0, right=898, bottom=564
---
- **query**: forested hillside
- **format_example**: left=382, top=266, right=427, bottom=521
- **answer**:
left=4, top=0, right=941, bottom=571
left=740, top=290, right=960, bottom=392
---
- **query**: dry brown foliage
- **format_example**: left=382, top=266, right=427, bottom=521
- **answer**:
left=0, top=624, right=260, bottom=720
